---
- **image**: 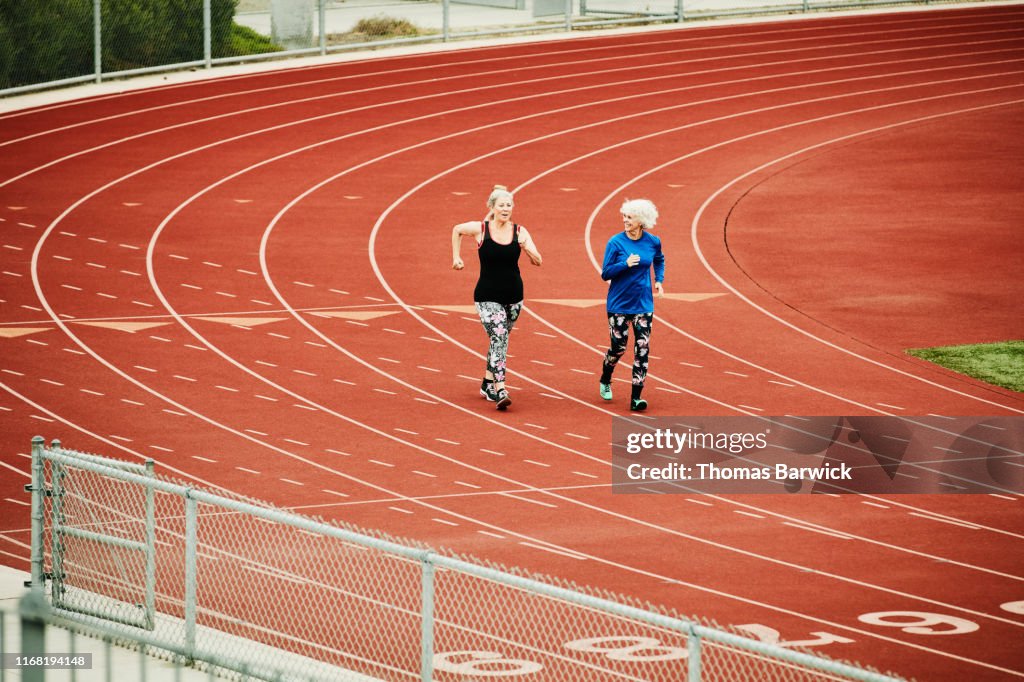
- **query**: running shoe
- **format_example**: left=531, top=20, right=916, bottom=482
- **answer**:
left=480, top=379, right=497, bottom=402
left=599, top=382, right=613, bottom=401
left=495, top=388, right=512, bottom=411
left=630, top=398, right=648, bottom=412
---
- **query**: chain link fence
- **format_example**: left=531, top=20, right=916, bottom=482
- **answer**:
left=23, top=437, right=910, bottom=681
left=2, top=0, right=978, bottom=97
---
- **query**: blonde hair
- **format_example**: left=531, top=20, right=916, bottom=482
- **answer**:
left=620, top=198, right=658, bottom=229
left=487, top=184, right=514, bottom=208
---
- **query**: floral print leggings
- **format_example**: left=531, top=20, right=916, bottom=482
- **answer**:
left=475, top=301, right=523, bottom=383
left=602, top=313, right=654, bottom=388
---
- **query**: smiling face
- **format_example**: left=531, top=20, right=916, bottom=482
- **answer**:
left=622, top=212, right=644, bottom=237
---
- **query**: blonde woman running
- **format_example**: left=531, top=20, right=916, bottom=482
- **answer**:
left=452, top=185, right=542, bottom=410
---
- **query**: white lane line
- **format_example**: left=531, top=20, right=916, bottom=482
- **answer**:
left=500, top=493, right=557, bottom=509
left=519, top=541, right=587, bottom=560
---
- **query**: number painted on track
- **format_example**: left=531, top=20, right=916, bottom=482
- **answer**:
left=433, top=651, right=543, bottom=676
left=737, top=624, right=854, bottom=648
left=858, top=611, right=979, bottom=635
left=565, top=636, right=688, bottom=661
left=1000, top=600, right=1024, bottom=615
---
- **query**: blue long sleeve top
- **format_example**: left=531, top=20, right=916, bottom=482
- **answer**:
left=601, top=231, right=665, bottom=314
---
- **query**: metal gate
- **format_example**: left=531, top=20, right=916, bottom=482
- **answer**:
left=29, top=437, right=157, bottom=630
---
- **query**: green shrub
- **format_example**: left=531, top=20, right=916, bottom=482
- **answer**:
left=0, top=0, right=242, bottom=89
left=226, top=22, right=279, bottom=55
left=0, top=0, right=94, bottom=88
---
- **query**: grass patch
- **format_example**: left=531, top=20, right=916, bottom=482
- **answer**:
left=352, top=15, right=421, bottom=38
left=908, top=340, right=1024, bottom=392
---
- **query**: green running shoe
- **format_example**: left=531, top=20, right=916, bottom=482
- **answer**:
left=599, top=382, right=613, bottom=401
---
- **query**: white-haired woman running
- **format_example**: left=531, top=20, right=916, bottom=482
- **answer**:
left=599, top=198, right=665, bottom=411
left=452, top=185, right=542, bottom=410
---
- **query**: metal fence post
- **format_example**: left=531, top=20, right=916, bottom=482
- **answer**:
left=565, top=0, right=572, bottom=31
left=442, top=0, right=450, bottom=43
left=687, top=624, right=702, bottom=681
left=94, top=0, right=102, bottom=83
left=184, top=492, right=198, bottom=661
left=19, top=591, right=48, bottom=682
left=203, top=0, right=212, bottom=67
left=420, top=553, right=436, bottom=682
left=677, top=0, right=685, bottom=21
left=144, top=460, right=157, bottom=630
left=28, top=437, right=45, bottom=592
left=50, top=440, right=66, bottom=604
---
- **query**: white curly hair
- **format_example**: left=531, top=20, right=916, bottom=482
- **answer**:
left=620, top=198, right=658, bottom=229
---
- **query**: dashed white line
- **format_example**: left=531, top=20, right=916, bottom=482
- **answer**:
left=322, top=489, right=349, bottom=498
left=477, top=530, right=505, bottom=540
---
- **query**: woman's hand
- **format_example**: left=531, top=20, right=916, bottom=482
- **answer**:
left=626, top=253, right=641, bottom=267
left=654, top=281, right=664, bottom=297
left=452, top=258, right=464, bottom=270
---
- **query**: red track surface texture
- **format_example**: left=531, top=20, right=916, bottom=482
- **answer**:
left=2, top=5, right=1023, bottom=680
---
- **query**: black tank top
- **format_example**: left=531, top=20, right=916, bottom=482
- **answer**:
left=473, top=221, right=524, bottom=304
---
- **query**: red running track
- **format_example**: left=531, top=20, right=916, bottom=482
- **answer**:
left=1, top=5, right=1023, bottom=680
